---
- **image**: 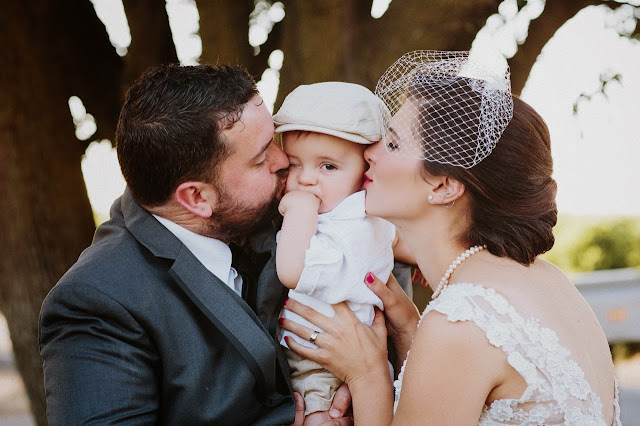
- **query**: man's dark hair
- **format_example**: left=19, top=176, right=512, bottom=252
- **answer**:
left=116, top=64, right=259, bottom=206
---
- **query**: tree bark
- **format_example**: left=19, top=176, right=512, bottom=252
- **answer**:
left=276, top=0, right=502, bottom=108
left=196, top=0, right=255, bottom=67
left=0, top=2, right=119, bottom=424
left=122, top=0, right=178, bottom=93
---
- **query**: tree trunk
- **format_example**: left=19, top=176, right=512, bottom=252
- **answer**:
left=0, top=2, right=120, bottom=424
left=276, top=0, right=502, bottom=108
left=122, top=0, right=178, bottom=92
left=196, top=0, right=254, bottom=67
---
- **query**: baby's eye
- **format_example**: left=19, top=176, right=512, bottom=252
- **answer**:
left=321, top=163, right=337, bottom=171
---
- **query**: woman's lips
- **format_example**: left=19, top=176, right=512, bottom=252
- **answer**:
left=362, top=175, right=372, bottom=189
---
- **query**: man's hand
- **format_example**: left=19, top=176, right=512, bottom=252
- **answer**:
left=290, top=385, right=353, bottom=426
left=279, top=190, right=321, bottom=216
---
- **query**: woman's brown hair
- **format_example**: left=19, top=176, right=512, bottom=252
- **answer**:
left=419, top=95, right=557, bottom=265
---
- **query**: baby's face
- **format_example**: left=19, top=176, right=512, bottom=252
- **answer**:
left=283, top=132, right=367, bottom=213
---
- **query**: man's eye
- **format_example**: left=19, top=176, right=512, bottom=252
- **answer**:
left=321, top=164, right=336, bottom=171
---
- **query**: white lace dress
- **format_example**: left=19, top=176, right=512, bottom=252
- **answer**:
left=394, top=283, right=622, bottom=425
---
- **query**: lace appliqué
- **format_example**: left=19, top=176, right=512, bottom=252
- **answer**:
left=393, top=284, right=621, bottom=425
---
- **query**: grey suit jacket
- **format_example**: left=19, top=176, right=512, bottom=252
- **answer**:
left=39, top=189, right=295, bottom=425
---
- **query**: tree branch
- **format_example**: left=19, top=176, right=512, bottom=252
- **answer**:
left=509, top=0, right=603, bottom=95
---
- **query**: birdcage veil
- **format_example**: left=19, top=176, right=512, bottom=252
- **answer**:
left=374, top=50, right=513, bottom=168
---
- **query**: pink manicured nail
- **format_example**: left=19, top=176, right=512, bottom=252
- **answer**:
left=365, top=273, right=375, bottom=284
left=279, top=318, right=284, bottom=325
left=284, top=298, right=289, bottom=306
left=284, top=336, right=290, bottom=343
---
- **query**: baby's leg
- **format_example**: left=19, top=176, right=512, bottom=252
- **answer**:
left=286, top=348, right=342, bottom=416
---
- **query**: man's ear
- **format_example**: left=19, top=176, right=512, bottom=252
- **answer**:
left=426, top=176, right=465, bottom=206
left=174, top=181, right=217, bottom=218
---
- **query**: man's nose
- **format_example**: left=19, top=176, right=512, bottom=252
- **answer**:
left=270, top=141, right=290, bottom=173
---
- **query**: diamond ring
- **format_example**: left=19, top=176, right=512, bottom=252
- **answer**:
left=309, top=330, right=321, bottom=344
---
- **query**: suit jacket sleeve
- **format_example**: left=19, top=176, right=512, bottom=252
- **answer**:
left=40, top=281, right=159, bottom=425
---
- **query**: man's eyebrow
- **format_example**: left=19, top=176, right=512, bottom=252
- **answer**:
left=251, top=138, right=272, bottom=161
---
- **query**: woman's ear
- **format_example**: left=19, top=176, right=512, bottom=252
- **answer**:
left=174, top=181, right=217, bottom=218
left=426, top=176, right=465, bottom=206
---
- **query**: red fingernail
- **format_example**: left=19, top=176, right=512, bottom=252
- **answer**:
left=284, top=336, right=290, bottom=343
left=365, top=273, right=375, bottom=284
left=284, top=298, right=289, bottom=306
left=279, top=318, right=284, bottom=325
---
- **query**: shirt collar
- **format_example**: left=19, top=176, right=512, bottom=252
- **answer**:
left=319, top=190, right=366, bottom=222
left=153, top=214, right=233, bottom=286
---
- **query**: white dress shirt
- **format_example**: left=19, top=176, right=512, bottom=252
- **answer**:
left=153, top=215, right=243, bottom=296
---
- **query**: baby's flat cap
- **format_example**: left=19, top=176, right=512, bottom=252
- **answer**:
left=273, top=82, right=389, bottom=144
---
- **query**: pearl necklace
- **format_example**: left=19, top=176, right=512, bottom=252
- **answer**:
left=431, top=245, right=487, bottom=300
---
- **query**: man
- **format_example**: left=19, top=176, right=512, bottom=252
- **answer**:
left=39, top=64, right=351, bottom=425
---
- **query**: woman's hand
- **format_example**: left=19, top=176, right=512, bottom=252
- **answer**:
left=364, top=273, right=420, bottom=367
left=281, top=299, right=389, bottom=386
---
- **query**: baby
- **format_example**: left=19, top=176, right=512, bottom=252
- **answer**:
left=273, top=82, right=399, bottom=425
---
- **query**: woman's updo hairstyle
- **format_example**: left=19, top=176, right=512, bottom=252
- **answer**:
left=417, top=92, right=558, bottom=265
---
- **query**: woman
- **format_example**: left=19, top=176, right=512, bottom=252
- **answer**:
left=280, top=51, right=621, bottom=425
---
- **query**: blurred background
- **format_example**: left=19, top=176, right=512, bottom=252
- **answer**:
left=1, top=0, right=639, bottom=424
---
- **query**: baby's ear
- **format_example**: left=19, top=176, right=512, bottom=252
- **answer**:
left=174, top=181, right=217, bottom=218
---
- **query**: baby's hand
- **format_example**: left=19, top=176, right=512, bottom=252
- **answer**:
left=278, top=190, right=321, bottom=216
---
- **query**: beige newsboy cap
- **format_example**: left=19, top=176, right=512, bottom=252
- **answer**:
left=273, top=82, right=390, bottom=144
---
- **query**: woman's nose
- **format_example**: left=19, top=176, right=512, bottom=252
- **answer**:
left=364, top=140, right=378, bottom=164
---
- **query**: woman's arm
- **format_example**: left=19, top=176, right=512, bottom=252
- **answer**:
left=276, top=190, right=321, bottom=289
left=393, top=312, right=502, bottom=425
left=366, top=273, right=419, bottom=369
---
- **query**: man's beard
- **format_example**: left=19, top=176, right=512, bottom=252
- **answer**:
left=202, top=170, right=286, bottom=243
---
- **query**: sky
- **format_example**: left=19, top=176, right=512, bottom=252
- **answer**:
left=80, top=0, right=640, bottom=220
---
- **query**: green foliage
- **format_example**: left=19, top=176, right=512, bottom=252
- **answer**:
left=543, top=215, right=640, bottom=273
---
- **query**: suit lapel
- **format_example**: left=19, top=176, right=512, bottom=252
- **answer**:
left=120, top=189, right=283, bottom=400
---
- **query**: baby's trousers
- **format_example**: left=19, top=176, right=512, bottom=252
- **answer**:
left=285, top=348, right=342, bottom=416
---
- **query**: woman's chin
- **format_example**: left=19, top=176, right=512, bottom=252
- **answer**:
left=364, top=198, right=385, bottom=218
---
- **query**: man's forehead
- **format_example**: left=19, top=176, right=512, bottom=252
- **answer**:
left=219, top=102, right=274, bottom=159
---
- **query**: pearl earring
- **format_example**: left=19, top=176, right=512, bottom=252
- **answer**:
left=428, top=195, right=433, bottom=201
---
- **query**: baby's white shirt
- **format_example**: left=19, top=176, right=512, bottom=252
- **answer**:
left=279, top=190, right=396, bottom=349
